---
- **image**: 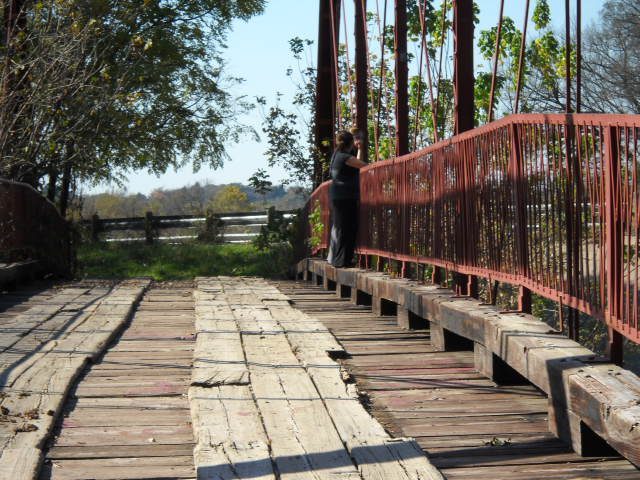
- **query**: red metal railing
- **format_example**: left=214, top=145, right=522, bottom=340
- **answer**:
left=308, top=181, right=331, bottom=255
left=306, top=113, right=640, bottom=345
left=0, top=178, right=73, bottom=276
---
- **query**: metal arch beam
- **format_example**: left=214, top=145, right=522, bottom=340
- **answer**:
left=452, top=0, right=476, bottom=297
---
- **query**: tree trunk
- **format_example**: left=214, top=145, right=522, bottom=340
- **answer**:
left=47, top=165, right=58, bottom=202
left=58, top=142, right=74, bottom=217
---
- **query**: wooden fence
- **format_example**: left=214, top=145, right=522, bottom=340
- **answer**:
left=83, top=210, right=297, bottom=244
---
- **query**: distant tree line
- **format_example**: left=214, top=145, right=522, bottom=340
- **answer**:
left=80, top=182, right=307, bottom=219
left=0, top=0, right=265, bottom=216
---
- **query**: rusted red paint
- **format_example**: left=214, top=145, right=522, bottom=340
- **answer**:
left=306, top=113, right=640, bottom=347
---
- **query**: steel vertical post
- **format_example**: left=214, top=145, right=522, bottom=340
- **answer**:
left=510, top=124, right=532, bottom=313
left=354, top=0, right=369, bottom=164
left=564, top=0, right=572, bottom=113
left=453, top=0, right=474, bottom=135
left=315, top=0, right=342, bottom=188
left=576, top=0, right=582, bottom=113
left=394, top=0, right=409, bottom=157
left=453, top=0, right=476, bottom=296
left=604, top=126, right=623, bottom=365
left=394, top=0, right=410, bottom=261
left=562, top=3, right=578, bottom=340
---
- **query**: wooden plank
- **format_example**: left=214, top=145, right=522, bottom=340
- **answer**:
left=282, top=278, right=640, bottom=479
left=189, top=385, right=275, bottom=480
left=42, top=457, right=195, bottom=480
left=47, top=443, right=194, bottom=460
left=38, top=284, right=196, bottom=480
left=214, top=279, right=361, bottom=480
left=191, top=332, right=248, bottom=387
left=0, top=281, right=150, bottom=480
left=276, top=308, right=444, bottom=479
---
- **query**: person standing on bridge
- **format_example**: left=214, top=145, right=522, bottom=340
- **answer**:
left=327, top=129, right=367, bottom=268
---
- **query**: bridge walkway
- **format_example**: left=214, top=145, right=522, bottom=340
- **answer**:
left=277, top=280, right=640, bottom=480
left=40, top=285, right=196, bottom=479
left=1, top=277, right=639, bottom=479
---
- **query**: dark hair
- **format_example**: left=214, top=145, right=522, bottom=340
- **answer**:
left=335, top=130, right=354, bottom=153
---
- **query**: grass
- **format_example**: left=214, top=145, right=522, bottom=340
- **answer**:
left=76, top=241, right=293, bottom=281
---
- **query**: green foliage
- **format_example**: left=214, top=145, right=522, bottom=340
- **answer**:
left=258, top=36, right=317, bottom=187
left=308, top=202, right=324, bottom=250
left=253, top=208, right=294, bottom=251
left=76, top=241, right=292, bottom=280
left=0, top=0, right=265, bottom=209
left=532, top=0, right=551, bottom=30
left=248, top=169, right=273, bottom=198
left=198, top=211, right=224, bottom=243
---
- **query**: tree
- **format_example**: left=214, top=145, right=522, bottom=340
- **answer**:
left=258, top=37, right=318, bottom=188
left=581, top=1, right=640, bottom=113
left=248, top=168, right=273, bottom=207
left=0, top=0, right=265, bottom=215
left=207, top=185, right=251, bottom=213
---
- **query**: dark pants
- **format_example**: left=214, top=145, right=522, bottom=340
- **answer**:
left=329, top=198, right=358, bottom=268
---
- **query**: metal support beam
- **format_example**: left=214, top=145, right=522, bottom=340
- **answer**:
left=565, top=0, right=572, bottom=113
left=510, top=124, right=532, bottom=313
left=314, top=0, right=342, bottom=188
left=394, top=0, right=409, bottom=156
left=453, top=0, right=474, bottom=135
left=453, top=0, right=476, bottom=295
left=354, top=0, right=369, bottom=164
left=604, top=126, right=624, bottom=366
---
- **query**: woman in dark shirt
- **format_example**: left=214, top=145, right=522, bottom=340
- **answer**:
left=327, top=130, right=367, bottom=267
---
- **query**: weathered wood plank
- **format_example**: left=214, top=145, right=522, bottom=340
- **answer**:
left=280, top=276, right=640, bottom=479
left=0, top=281, right=150, bottom=480
left=189, top=385, right=274, bottom=480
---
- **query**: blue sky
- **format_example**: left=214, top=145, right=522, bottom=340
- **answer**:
left=87, top=1, right=601, bottom=195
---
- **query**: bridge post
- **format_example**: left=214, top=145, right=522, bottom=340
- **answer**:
left=509, top=123, right=532, bottom=313
left=604, top=126, right=624, bottom=366
left=144, top=211, right=155, bottom=245
left=452, top=0, right=477, bottom=297
left=453, top=0, right=474, bottom=135
left=354, top=0, right=369, bottom=164
left=314, top=0, right=342, bottom=188
left=91, top=213, right=101, bottom=243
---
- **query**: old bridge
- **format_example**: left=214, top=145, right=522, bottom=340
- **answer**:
left=2, top=1, right=640, bottom=479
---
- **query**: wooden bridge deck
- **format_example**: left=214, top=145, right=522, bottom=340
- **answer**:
left=0, top=277, right=639, bottom=479
left=41, top=285, right=196, bottom=479
left=277, top=280, right=640, bottom=480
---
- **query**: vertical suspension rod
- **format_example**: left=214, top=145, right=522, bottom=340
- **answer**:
left=514, top=0, right=530, bottom=113
left=565, top=0, right=572, bottom=113
left=354, top=0, right=370, bottom=163
left=315, top=0, right=342, bottom=188
left=374, top=0, right=394, bottom=155
left=453, top=0, right=476, bottom=296
left=453, top=0, right=474, bottom=135
left=342, top=4, right=357, bottom=124
left=488, top=0, right=505, bottom=123
left=417, top=0, right=439, bottom=143
left=395, top=0, right=409, bottom=156
left=576, top=0, right=582, bottom=113
left=433, top=1, right=448, bottom=137
left=329, top=0, right=343, bottom=130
